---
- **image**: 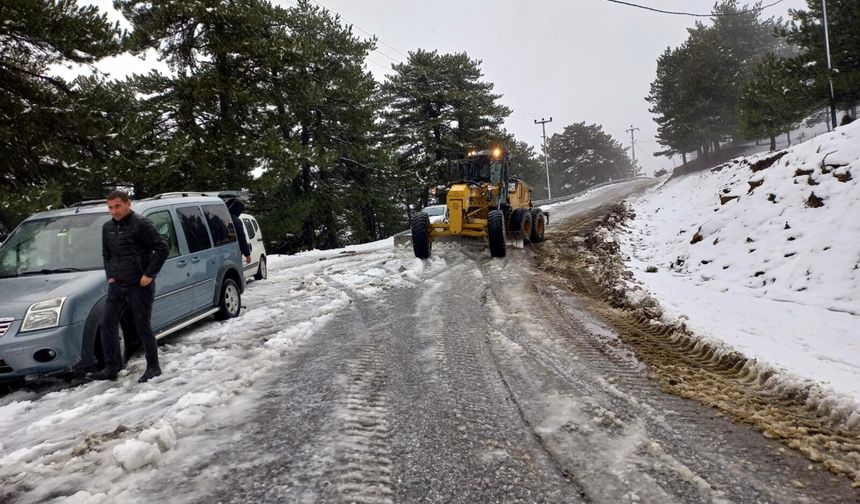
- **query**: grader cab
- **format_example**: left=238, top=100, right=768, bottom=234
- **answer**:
left=410, top=147, right=547, bottom=259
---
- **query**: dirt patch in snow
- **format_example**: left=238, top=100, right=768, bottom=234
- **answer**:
left=534, top=203, right=860, bottom=488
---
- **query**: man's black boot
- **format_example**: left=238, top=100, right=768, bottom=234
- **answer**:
left=86, top=368, right=119, bottom=381
left=138, top=364, right=162, bottom=383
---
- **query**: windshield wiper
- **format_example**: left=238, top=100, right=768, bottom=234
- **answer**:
left=19, top=268, right=86, bottom=276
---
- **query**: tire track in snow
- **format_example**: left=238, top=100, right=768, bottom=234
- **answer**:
left=330, top=338, right=395, bottom=503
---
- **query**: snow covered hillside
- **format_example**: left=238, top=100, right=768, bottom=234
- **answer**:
left=621, top=121, right=860, bottom=409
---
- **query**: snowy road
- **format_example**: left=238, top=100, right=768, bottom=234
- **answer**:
left=2, top=180, right=858, bottom=503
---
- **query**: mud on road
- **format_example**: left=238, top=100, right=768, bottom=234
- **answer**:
left=534, top=201, right=860, bottom=489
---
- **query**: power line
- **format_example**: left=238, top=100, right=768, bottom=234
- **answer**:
left=366, top=59, right=392, bottom=72
left=307, top=0, right=410, bottom=59
left=279, top=0, right=407, bottom=65
left=603, top=0, right=786, bottom=17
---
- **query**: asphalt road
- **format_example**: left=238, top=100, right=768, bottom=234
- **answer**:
left=150, top=180, right=858, bottom=503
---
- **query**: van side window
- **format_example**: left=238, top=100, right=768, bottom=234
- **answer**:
left=251, top=218, right=259, bottom=232
left=148, top=211, right=180, bottom=258
left=242, top=218, right=256, bottom=240
left=177, top=206, right=212, bottom=253
left=202, top=204, right=236, bottom=246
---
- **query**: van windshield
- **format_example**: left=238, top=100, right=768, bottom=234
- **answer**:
left=0, top=213, right=110, bottom=277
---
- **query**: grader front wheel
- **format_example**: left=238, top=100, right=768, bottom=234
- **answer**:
left=488, top=209, right=506, bottom=258
left=411, top=212, right=432, bottom=259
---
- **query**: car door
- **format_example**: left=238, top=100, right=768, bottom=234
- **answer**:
left=144, top=208, right=193, bottom=330
left=175, top=205, right=214, bottom=312
left=241, top=216, right=258, bottom=276
left=249, top=217, right=265, bottom=255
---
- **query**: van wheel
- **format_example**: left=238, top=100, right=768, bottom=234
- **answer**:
left=254, top=256, right=267, bottom=280
left=217, top=278, right=242, bottom=320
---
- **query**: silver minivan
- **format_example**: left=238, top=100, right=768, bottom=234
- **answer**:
left=0, top=194, right=245, bottom=381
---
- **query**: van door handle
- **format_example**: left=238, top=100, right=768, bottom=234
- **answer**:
left=190, top=257, right=201, bottom=264
left=176, top=259, right=188, bottom=267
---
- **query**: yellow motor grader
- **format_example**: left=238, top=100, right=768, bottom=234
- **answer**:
left=411, top=147, right=547, bottom=259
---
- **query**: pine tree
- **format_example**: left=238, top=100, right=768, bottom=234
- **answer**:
left=781, top=0, right=860, bottom=115
left=382, top=50, right=511, bottom=216
left=647, top=45, right=698, bottom=163
left=739, top=54, right=810, bottom=150
left=115, top=0, right=285, bottom=193
left=247, top=0, right=394, bottom=252
left=545, top=122, right=633, bottom=196
left=647, top=0, right=784, bottom=163
left=0, top=0, right=122, bottom=236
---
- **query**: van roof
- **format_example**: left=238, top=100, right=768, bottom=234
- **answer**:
left=28, top=195, right=226, bottom=221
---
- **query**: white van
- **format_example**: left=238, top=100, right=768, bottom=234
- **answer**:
left=239, top=213, right=267, bottom=281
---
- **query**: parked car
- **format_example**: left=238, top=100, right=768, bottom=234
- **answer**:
left=239, top=213, right=267, bottom=281
left=0, top=194, right=246, bottom=381
left=421, top=204, right=448, bottom=224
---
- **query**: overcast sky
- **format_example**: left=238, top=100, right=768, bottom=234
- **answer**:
left=313, top=0, right=809, bottom=174
left=78, top=0, right=810, bottom=174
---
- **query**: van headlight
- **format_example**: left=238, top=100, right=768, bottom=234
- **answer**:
left=21, top=297, right=67, bottom=332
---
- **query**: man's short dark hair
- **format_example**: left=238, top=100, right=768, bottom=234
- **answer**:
left=107, top=190, right=131, bottom=202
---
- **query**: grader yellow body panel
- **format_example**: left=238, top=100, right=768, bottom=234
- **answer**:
left=410, top=147, right=548, bottom=259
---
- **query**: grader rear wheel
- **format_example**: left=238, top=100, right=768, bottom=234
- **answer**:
left=530, top=208, right=546, bottom=243
left=511, top=208, right=533, bottom=243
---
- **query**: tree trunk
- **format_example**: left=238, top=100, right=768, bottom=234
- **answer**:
left=786, top=130, right=791, bottom=146
left=322, top=210, right=338, bottom=249
left=215, top=50, right=236, bottom=182
left=433, top=125, right=443, bottom=161
left=362, top=202, right=377, bottom=241
left=769, top=136, right=776, bottom=151
left=681, top=152, right=687, bottom=164
left=300, top=124, right=314, bottom=250
left=271, top=69, right=291, bottom=141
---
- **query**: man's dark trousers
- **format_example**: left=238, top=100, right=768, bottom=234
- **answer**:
left=101, top=281, right=158, bottom=371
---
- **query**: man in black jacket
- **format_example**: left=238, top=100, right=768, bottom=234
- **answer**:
left=88, top=190, right=169, bottom=383
left=226, top=198, right=252, bottom=265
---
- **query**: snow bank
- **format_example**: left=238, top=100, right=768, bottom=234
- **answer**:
left=621, top=121, right=860, bottom=406
left=0, top=239, right=447, bottom=502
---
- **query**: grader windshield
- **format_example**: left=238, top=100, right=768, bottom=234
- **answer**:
left=450, top=149, right=505, bottom=185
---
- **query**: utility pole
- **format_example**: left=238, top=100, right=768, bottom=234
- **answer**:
left=626, top=125, right=640, bottom=177
left=821, top=0, right=838, bottom=129
left=534, top=117, right=553, bottom=199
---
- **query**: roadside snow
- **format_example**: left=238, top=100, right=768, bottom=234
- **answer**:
left=0, top=239, right=445, bottom=503
left=620, top=121, right=860, bottom=405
